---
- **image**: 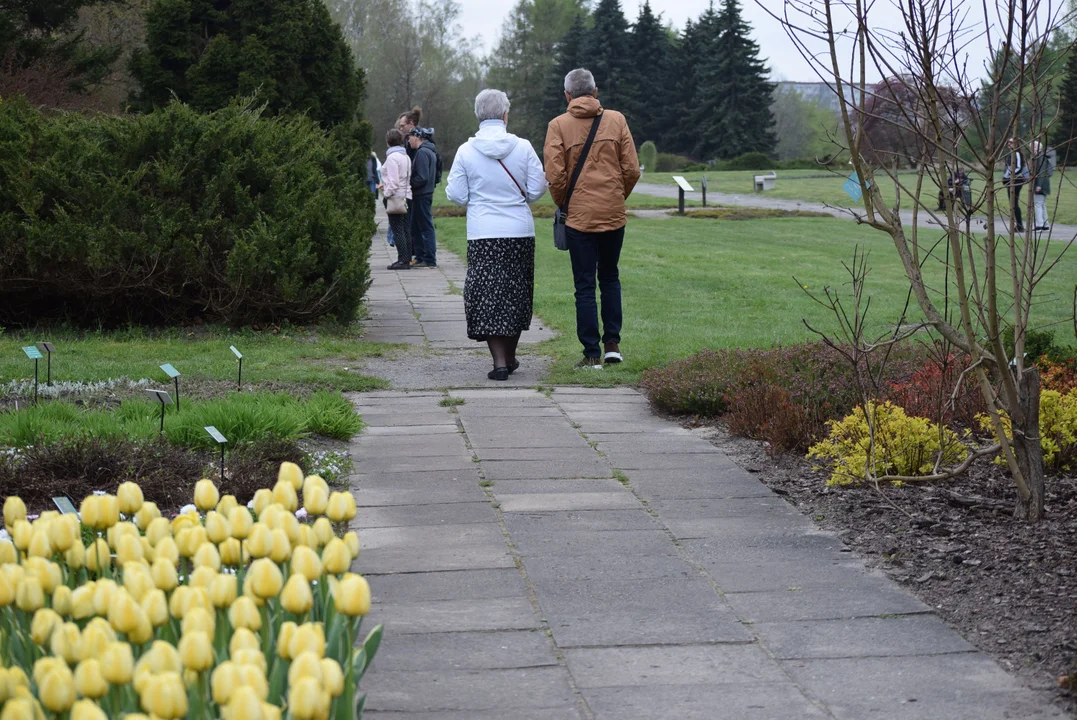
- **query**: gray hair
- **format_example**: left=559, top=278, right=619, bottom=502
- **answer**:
left=564, top=68, right=596, bottom=98
left=474, top=89, right=510, bottom=121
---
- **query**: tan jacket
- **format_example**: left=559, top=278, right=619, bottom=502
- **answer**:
left=544, top=96, right=640, bottom=233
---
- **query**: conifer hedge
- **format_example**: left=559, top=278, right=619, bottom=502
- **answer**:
left=0, top=98, right=374, bottom=327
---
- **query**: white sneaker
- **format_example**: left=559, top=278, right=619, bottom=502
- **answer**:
left=603, top=343, right=623, bottom=364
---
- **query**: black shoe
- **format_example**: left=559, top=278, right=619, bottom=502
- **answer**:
left=488, top=367, right=510, bottom=381
left=387, top=261, right=410, bottom=270
left=507, top=359, right=520, bottom=375
left=1016, top=224, right=1025, bottom=233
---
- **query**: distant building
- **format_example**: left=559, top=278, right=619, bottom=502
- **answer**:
left=776, top=81, right=858, bottom=113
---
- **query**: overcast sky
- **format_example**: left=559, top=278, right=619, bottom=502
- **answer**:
left=454, top=0, right=1061, bottom=83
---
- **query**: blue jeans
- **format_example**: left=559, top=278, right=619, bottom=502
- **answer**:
left=411, top=193, right=436, bottom=265
left=566, top=225, right=624, bottom=358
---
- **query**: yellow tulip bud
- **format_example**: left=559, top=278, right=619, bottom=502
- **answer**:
left=182, top=607, right=215, bottom=637
left=16, top=576, right=44, bottom=613
left=26, top=528, right=50, bottom=558
left=101, top=641, right=134, bottom=684
left=333, top=573, right=371, bottom=616
left=154, top=537, right=179, bottom=565
left=194, top=479, right=220, bottom=512
left=210, top=574, right=238, bottom=608
left=288, top=676, right=328, bottom=720
left=91, top=578, right=117, bottom=617
left=290, top=545, right=322, bottom=582
left=179, top=631, right=214, bottom=672
left=321, top=538, right=351, bottom=575
left=251, top=489, right=273, bottom=516
left=310, top=518, right=330, bottom=548
left=85, top=538, right=112, bottom=573
left=325, top=492, right=348, bottom=523
left=248, top=558, right=283, bottom=599
left=205, top=511, right=231, bottom=544
left=116, top=535, right=143, bottom=566
left=70, top=699, right=108, bottom=720
left=260, top=504, right=283, bottom=528
left=246, top=524, right=274, bottom=559
left=25, top=556, right=62, bottom=594
left=303, top=474, right=328, bottom=498
left=229, top=507, right=254, bottom=540
left=224, top=685, right=263, bottom=720
left=50, top=621, right=81, bottom=664
left=78, top=619, right=114, bottom=662
left=171, top=511, right=198, bottom=534
left=279, top=461, right=304, bottom=490
left=3, top=496, right=26, bottom=528
left=39, top=665, right=76, bottom=712
left=272, top=480, right=298, bottom=513
left=280, top=574, right=313, bottom=615
left=194, top=542, right=221, bottom=571
left=231, top=648, right=266, bottom=674
left=211, top=661, right=240, bottom=704
left=33, top=657, right=65, bottom=687
left=0, top=538, right=16, bottom=565
left=177, top=525, right=208, bottom=558
left=288, top=651, right=323, bottom=688
left=134, top=501, right=161, bottom=531
left=141, top=671, right=187, bottom=719
left=216, top=493, right=238, bottom=516
left=0, top=698, right=38, bottom=719
left=69, top=584, right=95, bottom=620
left=106, top=521, right=137, bottom=551
left=50, top=585, right=73, bottom=618
left=11, top=520, right=31, bottom=551
left=139, top=640, right=182, bottom=675
left=123, top=562, right=154, bottom=602
left=268, top=529, right=291, bottom=564
left=107, top=589, right=141, bottom=635
left=302, top=486, right=328, bottom=516
left=147, top=558, right=176, bottom=593
left=30, top=608, right=62, bottom=646
left=229, top=627, right=260, bottom=655
left=117, top=482, right=144, bottom=515
left=276, top=621, right=297, bottom=659
left=220, top=537, right=243, bottom=566
left=141, top=588, right=169, bottom=628
left=281, top=513, right=301, bottom=545
left=47, top=515, right=76, bottom=553
left=64, top=540, right=85, bottom=571
left=168, top=586, right=190, bottom=619
left=288, top=623, right=326, bottom=660
left=0, top=571, right=12, bottom=608
left=146, top=516, right=171, bottom=546
left=74, top=659, right=108, bottom=699
left=320, top=658, right=344, bottom=697
left=344, top=531, right=360, bottom=559
left=235, top=664, right=270, bottom=701
left=262, top=702, right=282, bottom=720
left=228, top=596, right=262, bottom=631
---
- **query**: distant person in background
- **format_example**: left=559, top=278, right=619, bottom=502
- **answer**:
left=446, top=89, right=547, bottom=380
left=408, top=128, right=440, bottom=268
left=396, top=107, right=422, bottom=260
left=381, top=129, right=413, bottom=270
left=366, top=151, right=381, bottom=198
left=1002, top=137, right=1029, bottom=233
left=1031, top=140, right=1052, bottom=231
left=544, top=67, right=640, bottom=370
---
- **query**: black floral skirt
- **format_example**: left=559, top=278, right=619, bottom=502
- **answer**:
left=464, top=237, right=535, bottom=341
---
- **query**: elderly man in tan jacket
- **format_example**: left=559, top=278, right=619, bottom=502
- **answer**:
left=544, top=68, right=640, bottom=370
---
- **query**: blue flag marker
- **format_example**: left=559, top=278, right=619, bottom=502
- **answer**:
left=843, top=172, right=870, bottom=202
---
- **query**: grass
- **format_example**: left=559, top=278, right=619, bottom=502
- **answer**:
left=431, top=186, right=698, bottom=210
left=0, top=325, right=395, bottom=395
left=439, top=397, right=466, bottom=407
left=0, top=391, right=363, bottom=449
left=434, top=214, right=1077, bottom=386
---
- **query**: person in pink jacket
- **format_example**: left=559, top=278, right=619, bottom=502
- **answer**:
left=381, top=129, right=413, bottom=270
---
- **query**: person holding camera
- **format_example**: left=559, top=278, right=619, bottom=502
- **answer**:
left=1002, top=137, right=1030, bottom=233
left=408, top=128, right=440, bottom=268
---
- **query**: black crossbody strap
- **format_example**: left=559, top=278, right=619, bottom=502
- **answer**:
left=563, top=114, right=602, bottom=213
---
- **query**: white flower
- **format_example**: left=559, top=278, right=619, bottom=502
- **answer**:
left=0, top=529, right=11, bottom=542
left=93, top=490, right=106, bottom=496
left=247, top=499, right=255, bottom=510
left=294, top=509, right=308, bottom=520
left=179, top=504, right=197, bottom=515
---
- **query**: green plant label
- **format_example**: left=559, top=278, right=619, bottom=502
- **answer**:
left=204, top=426, right=228, bottom=444
left=35, top=342, right=55, bottom=353
left=146, top=389, right=173, bottom=404
left=161, top=363, right=180, bottom=378
left=22, top=346, right=43, bottom=360
left=231, top=346, right=243, bottom=359
left=52, top=497, right=78, bottom=515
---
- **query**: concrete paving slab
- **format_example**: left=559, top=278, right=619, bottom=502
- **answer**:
left=355, top=486, right=488, bottom=507
left=366, top=596, right=540, bottom=635
left=471, top=447, right=601, bottom=461
left=498, top=492, right=641, bottom=512
left=533, top=577, right=752, bottom=647
left=361, top=544, right=515, bottom=575
left=352, top=440, right=470, bottom=458
left=645, top=495, right=802, bottom=520
left=363, top=424, right=462, bottom=436
left=480, top=458, right=612, bottom=480
left=363, top=708, right=584, bottom=720
left=486, top=478, right=626, bottom=494
left=689, top=558, right=875, bottom=593
left=564, top=643, right=788, bottom=687
left=357, top=412, right=458, bottom=427
left=507, top=529, right=680, bottom=558
left=522, top=551, right=698, bottom=583
left=359, top=523, right=506, bottom=550
left=662, top=513, right=822, bottom=540
left=354, top=471, right=481, bottom=488
left=682, top=533, right=849, bottom=565
left=370, top=568, right=529, bottom=603
left=724, top=581, right=932, bottom=623
left=465, top=433, right=587, bottom=449
left=370, top=630, right=558, bottom=671
left=629, top=476, right=776, bottom=500
left=500, top=509, right=660, bottom=533
left=454, top=406, right=564, bottom=417
left=358, top=502, right=494, bottom=528
left=609, top=454, right=740, bottom=471
left=757, top=613, right=976, bottom=659
left=358, top=456, right=478, bottom=474
left=363, top=666, right=577, bottom=713
left=582, top=683, right=828, bottom=720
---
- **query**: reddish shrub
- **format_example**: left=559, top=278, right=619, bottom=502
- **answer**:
left=1038, top=355, right=1077, bottom=394
left=885, top=352, right=986, bottom=430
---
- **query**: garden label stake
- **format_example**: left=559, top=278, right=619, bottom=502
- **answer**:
left=161, top=363, right=181, bottom=411
left=205, top=426, right=228, bottom=482
left=146, top=389, right=173, bottom=433
left=35, top=342, right=55, bottom=385
left=22, top=346, right=42, bottom=403
left=231, top=346, right=244, bottom=390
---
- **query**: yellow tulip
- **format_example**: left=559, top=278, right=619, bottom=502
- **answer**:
left=171, top=511, right=198, bottom=534
left=288, top=623, right=326, bottom=660
left=303, top=474, right=328, bottom=498
left=320, top=658, right=344, bottom=697
left=106, top=521, right=138, bottom=551
left=205, top=511, right=231, bottom=544
left=134, top=502, right=161, bottom=531
left=325, top=492, right=349, bottom=523
left=231, top=648, right=266, bottom=673
left=50, top=622, right=81, bottom=664
left=272, top=480, right=298, bottom=512
left=155, top=536, right=180, bottom=565
left=64, top=540, right=86, bottom=571
left=129, top=611, right=153, bottom=645
left=48, top=515, right=78, bottom=553
left=101, top=642, right=134, bottom=684
left=116, top=534, right=143, bottom=565
left=302, top=486, right=328, bottom=516
left=251, top=489, right=274, bottom=516
left=141, top=588, right=169, bottom=627
left=90, top=579, right=117, bottom=617
left=0, top=698, right=38, bottom=720
left=74, top=659, right=108, bottom=699
left=0, top=570, right=12, bottom=608
left=211, top=661, right=241, bottom=704
left=39, top=664, right=76, bottom=712
left=260, top=504, right=284, bottom=528
left=107, top=589, right=142, bottom=635
left=140, top=671, right=187, bottom=719
left=220, top=537, right=243, bottom=566
left=280, top=574, right=313, bottom=615
left=344, top=531, right=360, bottom=559
left=27, top=528, right=51, bottom=558
left=210, top=574, right=238, bottom=608
left=279, top=461, right=304, bottom=491
left=70, top=699, right=108, bottom=720
left=290, top=546, right=322, bottom=582
left=140, top=537, right=155, bottom=562
left=216, top=493, right=239, bottom=516
left=281, top=513, right=301, bottom=545
left=11, top=520, right=31, bottom=551
left=150, top=557, right=178, bottom=592
left=288, top=676, right=328, bottom=720
left=145, top=516, right=171, bottom=546
left=123, top=562, right=155, bottom=602
left=85, top=538, right=112, bottom=573
left=30, top=608, right=62, bottom=646
left=33, top=657, right=65, bottom=687
left=177, top=526, right=208, bottom=558
left=246, top=524, right=274, bottom=559
left=229, top=507, right=254, bottom=539
left=261, top=702, right=282, bottom=720
left=181, top=607, right=215, bottom=636
left=25, top=557, right=62, bottom=594
left=321, top=538, right=351, bottom=574
left=3, top=496, right=26, bottom=528
left=224, top=685, right=263, bottom=720
left=194, top=542, right=221, bottom=571
left=248, top=558, right=283, bottom=599
left=333, top=573, right=371, bottom=616
left=235, top=663, right=270, bottom=701
left=78, top=620, right=115, bottom=662
left=179, top=631, right=214, bottom=672
left=268, top=529, right=291, bottom=564
left=70, top=584, right=95, bottom=620
left=16, top=576, right=44, bottom=613
left=51, top=585, right=73, bottom=617
left=229, top=627, right=260, bottom=655
left=309, top=518, right=331, bottom=548
left=117, top=481, right=144, bottom=515
left=194, top=479, right=220, bottom=512
left=138, top=640, right=182, bottom=675
left=0, top=539, right=16, bottom=565
left=228, top=596, right=262, bottom=631
left=288, top=651, right=323, bottom=689
left=276, top=621, right=297, bottom=659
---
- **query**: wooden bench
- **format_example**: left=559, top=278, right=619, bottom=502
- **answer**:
left=754, top=172, right=777, bottom=192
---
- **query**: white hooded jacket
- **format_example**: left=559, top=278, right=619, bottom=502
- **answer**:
left=445, top=120, right=548, bottom=240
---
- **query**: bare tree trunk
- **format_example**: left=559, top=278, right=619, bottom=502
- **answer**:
left=1012, top=366, right=1045, bottom=522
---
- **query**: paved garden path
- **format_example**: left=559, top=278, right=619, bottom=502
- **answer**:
left=350, top=221, right=1068, bottom=719
left=633, top=180, right=1077, bottom=239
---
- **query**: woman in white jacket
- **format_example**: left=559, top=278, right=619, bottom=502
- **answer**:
left=446, top=89, right=548, bottom=381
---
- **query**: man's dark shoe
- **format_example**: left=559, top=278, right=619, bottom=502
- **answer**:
left=603, top=342, right=623, bottom=364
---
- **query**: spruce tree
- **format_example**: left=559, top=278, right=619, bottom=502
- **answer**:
left=543, top=14, right=589, bottom=121
left=1052, top=48, right=1077, bottom=150
left=585, top=0, right=634, bottom=119
left=691, top=0, right=775, bottom=159
left=661, top=12, right=712, bottom=155
left=629, top=1, right=671, bottom=144
left=129, top=0, right=363, bottom=127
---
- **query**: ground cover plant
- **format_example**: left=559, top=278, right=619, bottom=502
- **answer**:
left=0, top=464, right=381, bottom=718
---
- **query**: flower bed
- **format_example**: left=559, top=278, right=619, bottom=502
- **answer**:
left=0, top=462, right=380, bottom=718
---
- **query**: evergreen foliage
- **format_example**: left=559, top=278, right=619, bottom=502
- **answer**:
left=628, top=2, right=669, bottom=143
left=584, top=0, right=635, bottom=122
left=0, top=97, right=374, bottom=327
left=129, top=0, right=363, bottom=127
left=544, top=14, right=589, bottom=122
left=1052, top=48, right=1077, bottom=151
left=638, top=140, right=657, bottom=172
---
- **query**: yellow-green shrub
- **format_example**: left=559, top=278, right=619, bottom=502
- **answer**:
left=808, top=401, right=968, bottom=485
left=977, top=389, right=1077, bottom=472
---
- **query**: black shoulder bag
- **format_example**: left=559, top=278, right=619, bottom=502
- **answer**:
left=553, top=114, right=602, bottom=251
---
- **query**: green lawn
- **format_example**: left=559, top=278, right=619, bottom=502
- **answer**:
left=434, top=214, right=1077, bottom=386
left=431, top=185, right=699, bottom=209
left=0, top=326, right=393, bottom=395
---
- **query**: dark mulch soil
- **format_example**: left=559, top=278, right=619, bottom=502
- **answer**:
left=693, top=420, right=1077, bottom=712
